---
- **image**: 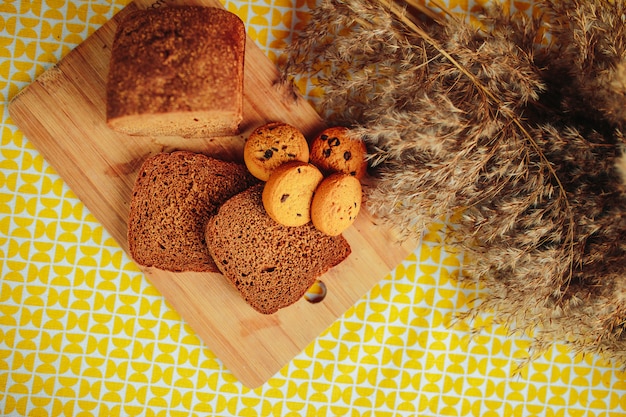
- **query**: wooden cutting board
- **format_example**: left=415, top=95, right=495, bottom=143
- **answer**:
left=8, top=0, right=416, bottom=387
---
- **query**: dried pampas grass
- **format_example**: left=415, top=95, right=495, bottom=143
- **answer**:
left=280, top=0, right=626, bottom=366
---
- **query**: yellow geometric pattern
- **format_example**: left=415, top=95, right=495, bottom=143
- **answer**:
left=1, top=0, right=626, bottom=416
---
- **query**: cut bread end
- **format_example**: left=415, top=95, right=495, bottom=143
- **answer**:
left=108, top=110, right=242, bottom=138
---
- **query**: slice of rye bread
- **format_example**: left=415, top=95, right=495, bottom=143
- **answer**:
left=205, top=184, right=352, bottom=314
left=128, top=151, right=258, bottom=272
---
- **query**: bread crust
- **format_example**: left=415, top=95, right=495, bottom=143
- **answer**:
left=106, top=6, right=245, bottom=137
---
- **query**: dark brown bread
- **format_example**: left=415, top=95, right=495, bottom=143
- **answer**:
left=106, top=6, right=246, bottom=137
left=128, top=151, right=257, bottom=272
left=205, top=184, right=352, bottom=314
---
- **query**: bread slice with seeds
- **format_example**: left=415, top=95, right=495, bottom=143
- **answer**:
left=205, top=184, right=351, bottom=314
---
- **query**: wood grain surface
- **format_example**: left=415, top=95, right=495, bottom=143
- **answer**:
left=8, top=0, right=416, bottom=387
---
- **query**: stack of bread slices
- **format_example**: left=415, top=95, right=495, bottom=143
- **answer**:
left=127, top=149, right=354, bottom=315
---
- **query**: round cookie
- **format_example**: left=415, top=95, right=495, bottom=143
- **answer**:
left=309, top=126, right=367, bottom=179
left=262, top=161, right=323, bottom=227
left=311, top=173, right=362, bottom=236
left=244, top=122, right=310, bottom=181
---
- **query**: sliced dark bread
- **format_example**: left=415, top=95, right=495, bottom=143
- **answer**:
left=128, top=151, right=257, bottom=272
left=205, top=184, right=352, bottom=314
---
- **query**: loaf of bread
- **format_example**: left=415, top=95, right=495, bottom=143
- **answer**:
left=127, top=151, right=257, bottom=272
left=106, top=6, right=246, bottom=138
left=205, top=184, right=352, bottom=314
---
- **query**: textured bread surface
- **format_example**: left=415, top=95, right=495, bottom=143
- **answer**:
left=311, top=173, right=362, bottom=236
left=128, top=151, right=257, bottom=272
left=262, top=161, right=323, bottom=227
left=243, top=122, right=310, bottom=181
left=106, top=6, right=245, bottom=137
left=310, top=127, right=368, bottom=179
left=206, top=185, right=352, bottom=314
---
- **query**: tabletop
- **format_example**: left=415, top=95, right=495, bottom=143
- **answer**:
left=1, top=0, right=626, bottom=416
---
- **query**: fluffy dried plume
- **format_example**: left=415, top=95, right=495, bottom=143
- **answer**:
left=281, top=0, right=626, bottom=366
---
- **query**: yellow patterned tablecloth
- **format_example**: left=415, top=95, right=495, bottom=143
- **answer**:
left=1, top=0, right=626, bottom=416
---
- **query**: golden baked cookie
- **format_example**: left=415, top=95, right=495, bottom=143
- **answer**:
left=311, top=173, right=362, bottom=236
left=309, top=126, right=367, bottom=179
left=244, top=122, right=310, bottom=181
left=262, top=161, right=323, bottom=227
